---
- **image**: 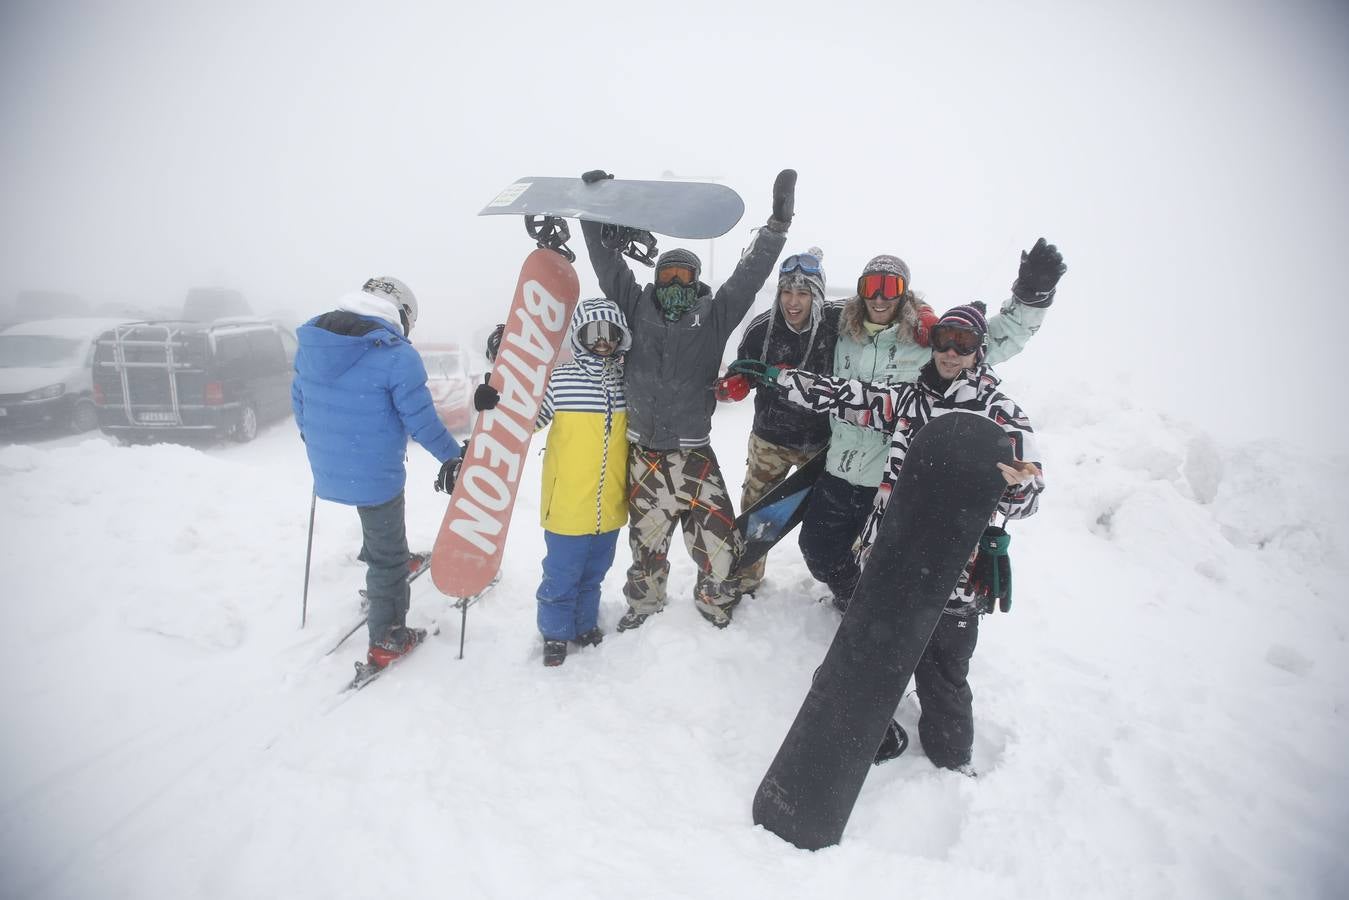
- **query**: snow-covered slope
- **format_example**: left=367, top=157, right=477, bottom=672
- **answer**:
left=1, top=391, right=1345, bottom=899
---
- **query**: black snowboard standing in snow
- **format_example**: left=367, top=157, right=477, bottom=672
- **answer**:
left=751, top=413, right=1012, bottom=851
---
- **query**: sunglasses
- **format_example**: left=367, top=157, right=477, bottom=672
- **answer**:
left=857, top=272, right=906, bottom=301
left=930, top=325, right=982, bottom=355
left=780, top=253, right=822, bottom=276
left=578, top=320, right=618, bottom=349
left=656, top=264, right=697, bottom=287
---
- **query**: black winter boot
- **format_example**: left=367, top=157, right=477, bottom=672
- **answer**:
left=543, top=639, right=567, bottom=667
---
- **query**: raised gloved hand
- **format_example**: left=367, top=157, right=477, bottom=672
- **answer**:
left=727, top=358, right=783, bottom=386
left=1011, top=237, right=1067, bottom=307
left=767, top=169, right=796, bottom=233
left=581, top=170, right=614, bottom=184
left=913, top=305, right=939, bottom=347
left=474, top=374, right=499, bottom=412
left=434, top=456, right=462, bottom=494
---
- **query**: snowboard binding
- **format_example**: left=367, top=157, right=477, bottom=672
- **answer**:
left=600, top=224, right=658, bottom=267
left=524, top=215, right=576, bottom=262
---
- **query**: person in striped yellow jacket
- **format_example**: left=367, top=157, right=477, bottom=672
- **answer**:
left=530, top=297, right=632, bottom=666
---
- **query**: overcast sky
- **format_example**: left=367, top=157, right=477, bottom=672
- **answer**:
left=2, top=0, right=1347, bottom=447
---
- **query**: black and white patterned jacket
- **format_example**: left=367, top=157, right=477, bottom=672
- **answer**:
left=778, top=361, right=1044, bottom=610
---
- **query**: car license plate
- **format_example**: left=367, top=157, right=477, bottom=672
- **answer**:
left=0, top=407, right=7, bottom=416
left=137, top=411, right=178, bottom=424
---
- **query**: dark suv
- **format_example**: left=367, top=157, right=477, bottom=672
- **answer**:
left=93, top=318, right=297, bottom=443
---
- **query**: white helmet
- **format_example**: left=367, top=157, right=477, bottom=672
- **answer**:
left=363, top=276, right=418, bottom=333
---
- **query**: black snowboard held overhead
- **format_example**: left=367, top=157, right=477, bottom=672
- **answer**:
left=479, top=176, right=745, bottom=240
left=751, top=413, right=1013, bottom=851
left=732, top=450, right=827, bottom=578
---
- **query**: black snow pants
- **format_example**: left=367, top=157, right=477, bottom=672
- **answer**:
left=915, top=612, right=980, bottom=770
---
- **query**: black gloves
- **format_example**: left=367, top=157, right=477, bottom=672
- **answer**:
left=767, top=169, right=796, bottom=233
left=582, top=170, right=613, bottom=184
left=474, top=374, right=499, bottom=412
left=485, top=323, right=505, bottom=363
left=434, top=457, right=462, bottom=494
left=1011, top=238, right=1067, bottom=307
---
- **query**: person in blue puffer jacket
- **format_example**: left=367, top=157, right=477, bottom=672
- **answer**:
left=291, top=276, right=463, bottom=670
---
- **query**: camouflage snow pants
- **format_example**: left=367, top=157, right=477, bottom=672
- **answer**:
left=737, top=433, right=817, bottom=594
left=624, top=444, right=741, bottom=622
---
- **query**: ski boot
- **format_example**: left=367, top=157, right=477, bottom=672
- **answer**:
left=367, top=625, right=427, bottom=670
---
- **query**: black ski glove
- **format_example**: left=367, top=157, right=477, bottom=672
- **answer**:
left=1011, top=237, right=1067, bottom=307
left=434, top=456, right=462, bottom=494
left=474, top=375, right=499, bottom=412
left=767, top=169, right=796, bottom=233
left=582, top=170, right=613, bottom=184
left=485, top=323, right=505, bottom=363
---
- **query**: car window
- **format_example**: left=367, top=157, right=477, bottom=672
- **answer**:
left=213, top=334, right=253, bottom=378
left=0, top=335, right=85, bottom=367
left=247, top=329, right=287, bottom=374
left=422, top=351, right=466, bottom=380
left=277, top=328, right=297, bottom=363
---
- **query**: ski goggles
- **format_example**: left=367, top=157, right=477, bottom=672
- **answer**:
left=930, top=324, right=983, bottom=355
left=655, top=264, right=697, bottom=287
left=578, top=320, right=619, bottom=349
left=857, top=272, right=906, bottom=301
left=780, top=253, right=823, bottom=276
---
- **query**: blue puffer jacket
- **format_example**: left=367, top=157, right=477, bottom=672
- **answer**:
left=291, top=299, right=460, bottom=507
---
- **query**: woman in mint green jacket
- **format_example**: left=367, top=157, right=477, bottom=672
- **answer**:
left=799, top=239, right=1064, bottom=610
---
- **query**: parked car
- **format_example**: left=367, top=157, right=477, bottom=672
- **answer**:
left=92, top=318, right=297, bottom=444
left=418, top=343, right=474, bottom=434
left=0, top=317, right=136, bottom=434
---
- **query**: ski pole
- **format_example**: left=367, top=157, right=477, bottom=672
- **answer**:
left=301, top=489, right=316, bottom=628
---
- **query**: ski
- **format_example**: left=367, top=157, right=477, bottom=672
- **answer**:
left=325, top=551, right=435, bottom=657
left=343, top=624, right=437, bottom=693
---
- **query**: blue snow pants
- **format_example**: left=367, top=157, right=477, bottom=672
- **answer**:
left=537, top=529, right=620, bottom=641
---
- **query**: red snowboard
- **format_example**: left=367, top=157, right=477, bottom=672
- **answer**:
left=431, top=248, right=580, bottom=597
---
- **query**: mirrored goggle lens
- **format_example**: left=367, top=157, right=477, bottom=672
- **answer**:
left=656, top=264, right=697, bottom=286
left=857, top=273, right=906, bottom=301
left=780, top=253, right=822, bottom=275
left=930, top=325, right=981, bottom=355
left=580, top=320, right=617, bottom=347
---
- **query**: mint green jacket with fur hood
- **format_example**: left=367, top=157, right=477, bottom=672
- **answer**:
left=826, top=293, right=1047, bottom=487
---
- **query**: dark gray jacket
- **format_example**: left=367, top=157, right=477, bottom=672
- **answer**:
left=581, top=219, right=786, bottom=450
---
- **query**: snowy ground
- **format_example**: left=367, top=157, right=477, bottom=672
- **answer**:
left=2, top=385, right=1347, bottom=900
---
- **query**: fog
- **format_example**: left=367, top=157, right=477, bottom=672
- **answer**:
left=3, top=0, right=1347, bottom=446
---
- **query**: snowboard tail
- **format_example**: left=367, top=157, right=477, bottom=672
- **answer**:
left=480, top=176, right=745, bottom=239
left=752, top=413, right=1013, bottom=850
left=732, top=450, right=827, bottom=577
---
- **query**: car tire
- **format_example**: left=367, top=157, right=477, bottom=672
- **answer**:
left=232, top=402, right=259, bottom=443
left=70, top=398, right=99, bottom=433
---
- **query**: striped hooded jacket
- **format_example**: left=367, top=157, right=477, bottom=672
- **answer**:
left=535, top=297, right=632, bottom=535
